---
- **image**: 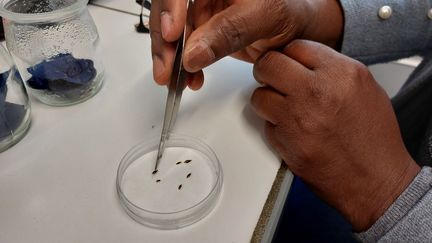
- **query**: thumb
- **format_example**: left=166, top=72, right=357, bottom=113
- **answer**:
left=183, top=3, right=271, bottom=72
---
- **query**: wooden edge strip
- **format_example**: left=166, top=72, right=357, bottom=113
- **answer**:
left=251, top=163, right=288, bottom=243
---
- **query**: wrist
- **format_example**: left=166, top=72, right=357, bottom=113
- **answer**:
left=302, top=0, right=344, bottom=49
left=348, top=159, right=421, bottom=232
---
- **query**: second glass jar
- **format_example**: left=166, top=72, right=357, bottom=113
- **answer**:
left=0, top=0, right=104, bottom=106
left=0, top=44, right=31, bottom=152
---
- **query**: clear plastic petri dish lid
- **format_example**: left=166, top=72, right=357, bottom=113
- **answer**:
left=116, top=133, right=223, bottom=229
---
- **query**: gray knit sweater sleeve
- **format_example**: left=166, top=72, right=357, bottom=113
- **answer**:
left=333, top=1, right=432, bottom=242
left=338, top=0, right=432, bottom=65
left=356, top=167, right=432, bottom=242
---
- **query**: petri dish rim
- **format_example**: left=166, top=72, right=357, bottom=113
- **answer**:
left=116, top=133, right=223, bottom=216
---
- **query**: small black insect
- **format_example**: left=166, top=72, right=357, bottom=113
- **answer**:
left=176, top=161, right=182, bottom=165
left=184, top=160, right=192, bottom=163
left=152, top=170, right=158, bottom=175
left=178, top=184, right=182, bottom=190
left=156, top=179, right=161, bottom=183
left=187, top=173, right=192, bottom=178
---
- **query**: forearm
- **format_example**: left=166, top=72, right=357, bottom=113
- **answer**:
left=357, top=167, right=432, bottom=242
left=339, top=0, right=432, bottom=65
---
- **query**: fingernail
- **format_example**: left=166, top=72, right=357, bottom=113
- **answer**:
left=161, top=11, right=172, bottom=40
left=184, top=41, right=215, bottom=72
left=187, top=74, right=201, bottom=91
left=152, top=55, right=164, bottom=83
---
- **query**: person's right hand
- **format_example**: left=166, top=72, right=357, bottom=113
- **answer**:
left=250, top=40, right=420, bottom=232
left=150, top=0, right=344, bottom=90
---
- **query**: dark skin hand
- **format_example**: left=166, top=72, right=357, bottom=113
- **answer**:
left=251, top=40, right=420, bottom=231
left=150, top=0, right=421, bottom=232
left=150, top=0, right=343, bottom=90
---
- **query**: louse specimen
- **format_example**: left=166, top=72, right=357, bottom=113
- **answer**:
left=178, top=184, right=183, bottom=190
left=176, top=161, right=182, bottom=165
left=187, top=173, right=192, bottom=178
left=156, top=179, right=161, bottom=183
left=184, top=160, right=192, bottom=163
left=152, top=170, right=158, bottom=175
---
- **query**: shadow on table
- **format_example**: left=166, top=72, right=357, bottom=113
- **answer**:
left=272, top=177, right=359, bottom=243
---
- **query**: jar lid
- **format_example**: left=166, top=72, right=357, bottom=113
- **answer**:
left=116, top=133, right=223, bottom=229
left=0, top=0, right=88, bottom=23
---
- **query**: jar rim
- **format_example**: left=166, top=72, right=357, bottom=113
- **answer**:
left=0, top=0, right=88, bottom=23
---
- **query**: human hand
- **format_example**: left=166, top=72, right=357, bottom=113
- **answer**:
left=251, top=40, right=420, bottom=232
left=150, top=0, right=343, bottom=90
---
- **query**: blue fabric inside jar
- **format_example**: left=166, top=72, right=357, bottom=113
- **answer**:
left=27, top=53, right=97, bottom=98
left=0, top=70, right=27, bottom=140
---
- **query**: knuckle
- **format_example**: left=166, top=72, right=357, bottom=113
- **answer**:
left=253, top=55, right=268, bottom=81
left=294, top=115, right=314, bottom=133
left=262, top=0, right=295, bottom=35
left=306, top=81, right=326, bottom=99
left=256, top=51, right=279, bottom=73
left=251, top=88, right=283, bottom=124
left=345, top=60, right=371, bottom=81
left=293, top=112, right=332, bottom=135
left=338, top=60, right=373, bottom=97
left=250, top=87, right=269, bottom=113
left=285, top=39, right=307, bottom=55
left=250, top=88, right=261, bottom=108
left=312, top=85, right=344, bottom=113
left=150, top=30, right=162, bottom=40
left=302, top=78, right=334, bottom=107
left=252, top=63, right=261, bottom=82
left=251, top=87, right=267, bottom=106
left=307, top=61, right=370, bottom=114
left=271, top=126, right=314, bottom=171
left=291, top=39, right=307, bottom=48
left=216, top=14, right=249, bottom=52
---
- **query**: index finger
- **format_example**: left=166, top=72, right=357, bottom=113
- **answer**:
left=151, top=0, right=205, bottom=88
left=253, top=51, right=312, bottom=95
left=160, top=0, right=188, bottom=41
left=281, top=40, right=342, bottom=69
left=150, top=0, right=176, bottom=85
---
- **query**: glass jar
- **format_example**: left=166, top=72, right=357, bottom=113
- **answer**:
left=0, top=0, right=103, bottom=106
left=0, top=44, right=31, bottom=152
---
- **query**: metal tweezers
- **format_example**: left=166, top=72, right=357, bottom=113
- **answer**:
left=154, top=0, right=192, bottom=172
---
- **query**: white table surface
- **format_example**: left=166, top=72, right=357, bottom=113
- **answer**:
left=0, top=5, right=289, bottom=243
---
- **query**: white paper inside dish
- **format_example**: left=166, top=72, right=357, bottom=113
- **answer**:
left=121, top=147, right=216, bottom=212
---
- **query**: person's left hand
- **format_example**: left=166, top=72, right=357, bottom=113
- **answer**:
left=150, top=0, right=343, bottom=90
left=251, top=40, right=420, bottom=232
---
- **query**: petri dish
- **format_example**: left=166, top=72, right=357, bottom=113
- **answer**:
left=116, top=133, right=223, bottom=229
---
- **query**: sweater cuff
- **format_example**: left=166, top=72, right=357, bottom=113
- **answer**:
left=339, top=0, right=432, bottom=64
left=356, top=167, right=432, bottom=242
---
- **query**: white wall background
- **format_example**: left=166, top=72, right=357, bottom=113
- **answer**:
left=369, top=57, right=421, bottom=98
